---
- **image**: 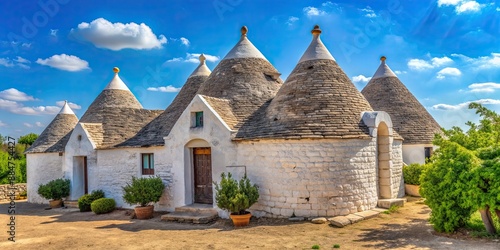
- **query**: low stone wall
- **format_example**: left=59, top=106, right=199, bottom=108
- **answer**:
left=0, top=183, right=27, bottom=201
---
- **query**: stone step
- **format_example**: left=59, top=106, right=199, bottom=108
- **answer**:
left=161, top=211, right=218, bottom=224
left=377, top=198, right=406, bottom=209
left=64, top=200, right=79, bottom=208
left=174, top=203, right=215, bottom=213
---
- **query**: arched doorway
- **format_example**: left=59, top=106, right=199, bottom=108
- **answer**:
left=377, top=122, right=392, bottom=199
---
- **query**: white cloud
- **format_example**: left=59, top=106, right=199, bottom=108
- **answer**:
left=36, top=54, right=89, bottom=72
left=0, top=88, right=36, bottom=101
left=23, top=123, right=33, bottom=128
left=286, top=16, right=299, bottom=26
left=436, top=67, right=461, bottom=79
left=456, top=1, right=482, bottom=13
left=394, top=70, right=407, bottom=75
left=437, top=0, right=462, bottom=6
left=437, top=0, right=484, bottom=14
left=303, top=7, right=326, bottom=17
left=55, top=100, right=81, bottom=110
left=35, top=122, right=44, bottom=127
left=147, top=85, right=181, bottom=93
left=180, top=37, right=190, bottom=47
left=451, top=53, right=500, bottom=70
left=322, top=1, right=333, bottom=7
left=0, top=99, right=79, bottom=115
left=0, top=56, right=31, bottom=69
left=71, top=18, right=167, bottom=51
left=360, top=7, right=377, bottom=18
left=0, top=121, right=6, bottom=127
left=352, top=75, right=372, bottom=84
left=165, top=53, right=220, bottom=64
left=497, top=7, right=500, bottom=11
left=468, top=82, right=500, bottom=93
left=408, top=56, right=453, bottom=71
left=50, top=29, right=58, bottom=37
left=433, top=99, right=500, bottom=110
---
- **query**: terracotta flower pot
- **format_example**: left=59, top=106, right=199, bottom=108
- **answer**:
left=405, top=184, right=421, bottom=197
left=230, top=212, right=252, bottom=227
left=49, top=199, right=62, bottom=208
left=134, top=205, right=154, bottom=219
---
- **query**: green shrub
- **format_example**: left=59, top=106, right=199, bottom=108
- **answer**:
left=333, top=244, right=340, bottom=248
left=19, top=190, right=27, bottom=197
left=37, top=178, right=70, bottom=200
left=78, top=190, right=105, bottom=212
left=214, top=172, right=259, bottom=215
left=403, top=163, right=426, bottom=185
left=122, top=176, right=165, bottom=207
left=311, top=245, right=320, bottom=249
left=91, top=198, right=116, bottom=214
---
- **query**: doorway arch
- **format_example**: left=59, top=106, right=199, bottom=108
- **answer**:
left=377, top=122, right=392, bottom=199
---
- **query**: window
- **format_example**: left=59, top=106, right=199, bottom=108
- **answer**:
left=141, top=153, right=154, bottom=175
left=195, top=111, right=203, bottom=127
left=424, top=147, right=433, bottom=161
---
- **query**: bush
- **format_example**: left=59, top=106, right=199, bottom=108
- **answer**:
left=37, top=178, right=70, bottom=200
left=122, top=176, right=165, bottom=207
left=403, top=163, right=426, bottom=185
left=214, top=172, right=259, bottom=215
left=91, top=198, right=116, bottom=214
left=78, top=190, right=105, bottom=212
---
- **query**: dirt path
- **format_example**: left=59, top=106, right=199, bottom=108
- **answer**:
left=0, top=198, right=498, bottom=249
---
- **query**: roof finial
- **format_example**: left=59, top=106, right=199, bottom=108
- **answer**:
left=241, top=26, right=248, bottom=36
left=199, top=54, right=206, bottom=64
left=113, top=67, right=120, bottom=74
left=380, top=56, right=386, bottom=62
left=312, top=25, right=322, bottom=35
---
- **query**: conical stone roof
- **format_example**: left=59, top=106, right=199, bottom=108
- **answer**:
left=79, top=68, right=162, bottom=149
left=197, top=26, right=283, bottom=130
left=361, top=57, right=441, bottom=144
left=25, top=101, right=79, bottom=153
left=118, top=55, right=211, bottom=147
left=236, top=25, right=373, bottom=140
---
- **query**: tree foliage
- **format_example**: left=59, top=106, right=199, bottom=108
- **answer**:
left=18, top=133, right=38, bottom=146
left=214, top=172, right=259, bottom=215
left=122, top=176, right=165, bottom=207
left=420, top=103, right=500, bottom=234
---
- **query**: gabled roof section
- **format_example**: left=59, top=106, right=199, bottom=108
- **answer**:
left=236, top=25, right=373, bottom=140
left=25, top=101, right=78, bottom=153
left=223, top=26, right=267, bottom=60
left=361, top=57, right=442, bottom=144
left=118, top=55, right=210, bottom=147
left=197, top=26, right=283, bottom=131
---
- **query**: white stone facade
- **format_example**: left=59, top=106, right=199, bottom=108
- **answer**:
left=402, top=144, right=435, bottom=165
left=26, top=153, right=65, bottom=204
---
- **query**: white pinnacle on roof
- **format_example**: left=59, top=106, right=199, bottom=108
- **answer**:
left=189, top=54, right=212, bottom=77
left=59, top=100, right=75, bottom=115
left=298, top=25, right=335, bottom=63
left=223, top=26, right=267, bottom=60
left=104, top=67, right=131, bottom=91
left=372, top=56, right=397, bottom=79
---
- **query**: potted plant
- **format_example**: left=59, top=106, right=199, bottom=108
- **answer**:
left=37, top=178, right=70, bottom=208
left=403, top=163, right=427, bottom=197
left=214, top=172, right=259, bottom=227
left=122, top=176, right=165, bottom=219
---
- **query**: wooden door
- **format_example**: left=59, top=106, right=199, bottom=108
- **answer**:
left=83, top=156, right=88, bottom=195
left=193, top=148, right=212, bottom=204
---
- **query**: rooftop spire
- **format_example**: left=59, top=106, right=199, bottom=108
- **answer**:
left=189, top=53, right=212, bottom=77
left=59, top=100, right=75, bottom=115
left=298, top=25, right=335, bottom=63
left=372, top=56, right=397, bottom=79
left=223, top=26, right=267, bottom=60
left=105, top=67, right=131, bottom=91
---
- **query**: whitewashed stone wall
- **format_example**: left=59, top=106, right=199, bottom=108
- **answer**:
left=392, top=139, right=405, bottom=197
left=95, top=147, right=171, bottom=210
left=26, top=153, right=65, bottom=204
left=402, top=144, right=435, bottom=165
left=236, top=138, right=380, bottom=218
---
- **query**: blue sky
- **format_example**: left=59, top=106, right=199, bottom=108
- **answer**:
left=0, top=0, right=499, bottom=139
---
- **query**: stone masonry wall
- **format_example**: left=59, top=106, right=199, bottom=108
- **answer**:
left=236, top=138, right=380, bottom=218
left=0, top=184, right=27, bottom=201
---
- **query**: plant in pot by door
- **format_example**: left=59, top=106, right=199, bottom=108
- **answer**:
left=122, top=176, right=165, bottom=219
left=403, top=163, right=427, bottom=197
left=37, top=178, right=71, bottom=208
left=214, top=172, right=259, bottom=227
